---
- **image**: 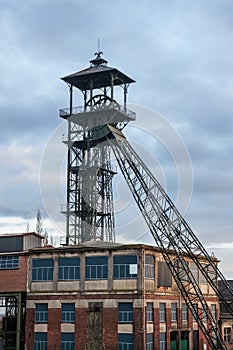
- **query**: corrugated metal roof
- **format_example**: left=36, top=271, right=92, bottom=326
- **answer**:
left=218, top=280, right=233, bottom=299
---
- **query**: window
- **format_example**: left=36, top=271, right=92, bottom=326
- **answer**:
left=32, top=258, right=54, bottom=281
left=0, top=256, right=19, bottom=269
left=62, top=303, right=75, bottom=323
left=157, top=261, right=172, bottom=287
left=160, top=332, right=166, bottom=350
left=145, top=255, right=154, bottom=279
left=118, top=333, right=133, bottom=350
left=224, top=327, right=231, bottom=343
left=202, top=305, right=208, bottom=322
left=85, top=256, right=108, bottom=280
left=58, top=257, right=80, bottom=280
left=159, top=303, right=166, bottom=322
left=35, top=304, right=48, bottom=323
left=192, top=303, right=198, bottom=321
left=211, top=304, right=216, bottom=320
left=114, top=255, right=137, bottom=279
left=34, top=332, right=47, bottom=350
left=200, top=264, right=208, bottom=284
left=146, top=303, right=153, bottom=322
left=182, top=303, right=188, bottom=321
left=146, top=333, right=153, bottom=350
left=208, top=265, right=217, bottom=285
left=190, top=262, right=198, bottom=283
left=61, top=333, right=74, bottom=350
left=171, top=303, right=177, bottom=322
left=118, top=303, right=133, bottom=323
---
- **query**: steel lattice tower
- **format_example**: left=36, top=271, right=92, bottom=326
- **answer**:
left=60, top=52, right=135, bottom=245
left=59, top=52, right=233, bottom=348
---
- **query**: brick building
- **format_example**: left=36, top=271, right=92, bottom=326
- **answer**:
left=24, top=242, right=219, bottom=350
left=219, top=280, right=233, bottom=349
left=0, top=232, right=44, bottom=349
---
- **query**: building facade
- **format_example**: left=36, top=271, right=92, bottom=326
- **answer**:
left=219, top=280, right=233, bottom=349
left=0, top=232, right=44, bottom=350
left=24, top=242, right=219, bottom=350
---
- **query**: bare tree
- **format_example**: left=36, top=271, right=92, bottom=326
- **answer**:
left=36, top=209, right=43, bottom=235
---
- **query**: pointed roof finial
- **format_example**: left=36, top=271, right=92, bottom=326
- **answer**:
left=89, top=38, right=108, bottom=66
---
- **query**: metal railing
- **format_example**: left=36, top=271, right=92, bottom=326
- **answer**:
left=59, top=104, right=136, bottom=120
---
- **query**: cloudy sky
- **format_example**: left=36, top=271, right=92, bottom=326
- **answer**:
left=0, top=0, right=233, bottom=277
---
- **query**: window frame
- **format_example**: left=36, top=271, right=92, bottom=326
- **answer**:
left=171, top=302, right=177, bottom=322
left=159, top=303, right=166, bottom=322
left=182, top=303, right=188, bottom=322
left=146, top=303, right=153, bottom=323
left=118, top=333, right=133, bottom=350
left=85, top=256, right=108, bottom=280
left=32, top=258, right=54, bottom=281
left=61, top=303, right=75, bottom=323
left=61, top=332, right=74, bottom=350
left=58, top=257, right=80, bottom=281
left=118, top=302, right=133, bottom=323
left=34, top=332, right=47, bottom=350
left=35, top=303, right=48, bottom=323
left=144, top=255, right=154, bottom=279
left=160, top=332, right=166, bottom=350
left=0, top=255, right=19, bottom=270
left=224, top=327, right=231, bottom=343
left=114, top=255, right=138, bottom=279
left=146, top=333, right=153, bottom=350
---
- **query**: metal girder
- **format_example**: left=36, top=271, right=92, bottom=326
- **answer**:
left=108, top=127, right=233, bottom=350
left=62, top=118, right=116, bottom=244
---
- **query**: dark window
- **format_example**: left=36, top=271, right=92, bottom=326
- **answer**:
left=146, top=303, right=153, bottom=322
left=182, top=303, right=188, bottom=321
left=157, top=261, right=172, bottom=287
left=34, top=332, right=47, bottom=350
left=85, top=256, right=108, bottom=279
left=118, top=303, right=133, bottom=323
left=146, top=333, right=153, bottom=350
left=114, top=255, right=137, bottom=279
left=145, top=255, right=154, bottom=279
left=160, top=332, right=166, bottom=350
left=0, top=256, right=19, bottom=269
left=192, top=303, right=198, bottom=321
left=224, top=327, right=231, bottom=343
left=58, top=257, right=80, bottom=280
left=159, top=303, right=166, bottom=322
left=61, top=333, right=74, bottom=350
left=32, top=258, right=54, bottom=281
left=35, top=304, right=48, bottom=323
left=171, top=303, right=177, bottom=322
left=118, top=333, right=133, bottom=350
left=62, top=303, right=75, bottom=323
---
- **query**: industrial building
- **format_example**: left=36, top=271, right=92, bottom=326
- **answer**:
left=1, top=51, right=233, bottom=349
left=218, top=280, right=233, bottom=349
left=0, top=233, right=220, bottom=350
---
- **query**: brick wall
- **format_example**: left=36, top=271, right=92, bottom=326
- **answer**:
left=24, top=308, right=35, bottom=350
left=76, top=307, right=88, bottom=349
left=0, top=255, right=27, bottom=292
left=133, top=307, right=144, bottom=350
left=48, top=308, right=61, bottom=349
left=103, top=307, right=118, bottom=350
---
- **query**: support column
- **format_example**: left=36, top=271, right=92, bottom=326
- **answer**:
left=16, top=292, right=21, bottom=350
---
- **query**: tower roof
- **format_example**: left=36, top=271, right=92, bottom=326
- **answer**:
left=61, top=52, right=135, bottom=91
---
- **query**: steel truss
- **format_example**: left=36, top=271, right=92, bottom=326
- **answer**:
left=62, top=119, right=116, bottom=244
left=107, top=126, right=233, bottom=350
